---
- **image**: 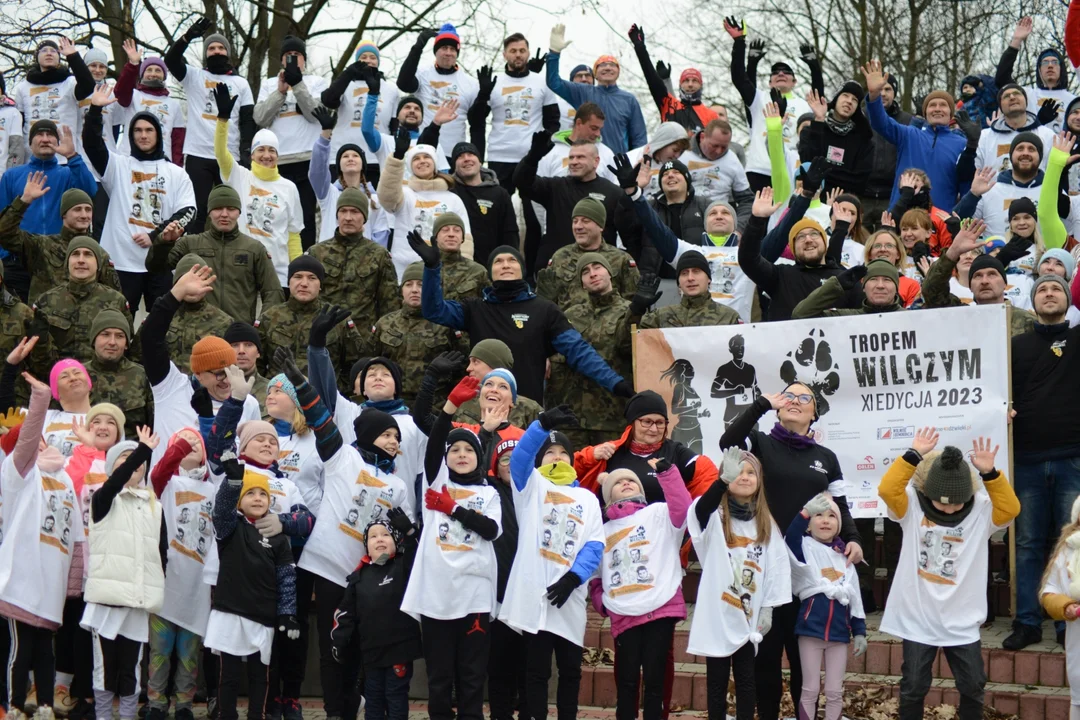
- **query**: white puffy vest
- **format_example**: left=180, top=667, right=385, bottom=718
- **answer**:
left=85, top=488, right=165, bottom=612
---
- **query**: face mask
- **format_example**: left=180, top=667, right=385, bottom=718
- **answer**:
left=140, top=78, right=165, bottom=89
left=205, top=54, right=232, bottom=74
left=371, top=552, right=392, bottom=565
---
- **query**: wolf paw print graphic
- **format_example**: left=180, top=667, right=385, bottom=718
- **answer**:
left=779, top=328, right=840, bottom=417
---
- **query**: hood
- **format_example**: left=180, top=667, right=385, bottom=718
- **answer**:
left=1067, top=97, right=1080, bottom=133
left=455, top=166, right=500, bottom=188
left=988, top=111, right=1041, bottom=134
left=827, top=88, right=872, bottom=136
left=997, top=168, right=1044, bottom=188
left=1036, top=48, right=1071, bottom=90
left=127, top=111, right=165, bottom=162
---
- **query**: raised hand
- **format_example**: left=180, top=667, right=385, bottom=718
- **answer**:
left=769, top=88, right=788, bottom=119
left=428, top=351, right=467, bottom=378
left=527, top=49, right=548, bottom=74
left=213, top=83, right=237, bottom=120
left=799, top=42, right=816, bottom=63
left=953, top=110, right=981, bottom=146
left=880, top=210, right=895, bottom=228
left=136, top=425, right=160, bottom=450
left=225, top=364, right=253, bottom=401
left=806, top=89, right=827, bottom=121
left=539, top=404, right=577, bottom=431
left=406, top=230, right=440, bottom=268
left=763, top=392, right=791, bottom=411
left=911, top=426, right=939, bottom=456
left=803, top=492, right=833, bottom=517
left=386, top=506, right=415, bottom=536
left=309, top=304, right=351, bottom=349
left=1011, top=16, right=1033, bottom=46
left=860, top=59, right=886, bottom=98
left=802, top=157, right=828, bottom=195
left=748, top=39, right=766, bottom=60
left=21, top=371, right=49, bottom=395
left=393, top=127, right=411, bottom=160
left=432, top=98, right=459, bottom=126
left=360, top=64, right=381, bottom=94
left=836, top=264, right=868, bottom=291
left=831, top=199, right=856, bottom=225
left=90, top=83, right=116, bottom=108
left=6, top=336, right=39, bottom=366
left=1038, top=99, right=1062, bottom=127
left=171, top=263, right=216, bottom=302
left=763, top=102, right=782, bottom=120
left=607, top=153, right=641, bottom=191
left=528, top=130, right=554, bottom=160
left=184, top=16, right=213, bottom=41
left=629, top=272, right=662, bottom=316
left=447, top=375, right=481, bottom=408
left=21, top=171, right=50, bottom=204
left=723, top=16, right=745, bottom=39
left=628, top=24, right=645, bottom=47
left=1053, top=131, right=1080, bottom=164
left=312, top=105, right=336, bottom=132
left=480, top=403, right=510, bottom=432
left=57, top=126, right=77, bottom=159
left=416, top=28, right=439, bottom=45
left=477, top=65, right=496, bottom=97
left=58, top=37, right=77, bottom=57
left=719, top=445, right=743, bottom=484
left=549, top=24, right=571, bottom=53
left=655, top=60, right=671, bottom=80
left=898, top=171, right=924, bottom=192
left=970, top=166, right=997, bottom=197
left=751, top=187, right=783, bottom=218
left=969, top=437, right=999, bottom=474
left=123, top=38, right=141, bottom=66
left=69, top=416, right=96, bottom=448
left=273, top=347, right=306, bottom=386
left=947, top=218, right=988, bottom=259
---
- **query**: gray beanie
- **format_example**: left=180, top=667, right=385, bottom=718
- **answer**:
left=922, top=447, right=973, bottom=506
left=105, top=441, right=140, bottom=476
left=1031, top=273, right=1071, bottom=305
left=204, top=34, right=232, bottom=62
left=650, top=121, right=689, bottom=152
left=83, top=48, right=108, bottom=67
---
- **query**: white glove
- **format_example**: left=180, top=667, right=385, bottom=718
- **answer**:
left=225, top=364, right=254, bottom=401
left=852, top=635, right=867, bottom=657
left=550, top=24, right=571, bottom=53
left=719, top=446, right=743, bottom=484
left=803, top=492, right=833, bottom=517
left=756, top=605, right=773, bottom=637
left=255, top=513, right=284, bottom=537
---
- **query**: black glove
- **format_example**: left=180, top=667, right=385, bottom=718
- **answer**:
left=428, top=350, right=467, bottom=378
left=802, top=157, right=828, bottom=196
left=607, top=153, right=640, bottom=191
left=184, top=16, right=212, bottom=41
left=220, top=454, right=243, bottom=481
left=312, top=105, right=336, bottom=131
left=386, top=507, right=415, bottom=536
left=723, top=16, right=744, bottom=36
left=539, top=404, right=578, bottom=431
left=655, top=60, right=671, bottom=80
left=283, top=62, right=303, bottom=88
left=477, top=65, right=496, bottom=97
left=528, top=48, right=548, bottom=73
left=799, top=43, right=816, bottom=63
left=769, top=88, right=787, bottom=120
left=630, top=272, right=662, bottom=315
left=277, top=615, right=301, bottom=640
left=416, top=28, right=439, bottom=46
left=309, top=304, right=351, bottom=348
left=954, top=110, right=981, bottom=147
left=637, top=246, right=663, bottom=276
left=213, top=83, right=237, bottom=120
left=361, top=65, right=381, bottom=95
left=345, top=60, right=367, bottom=82
left=613, top=380, right=635, bottom=399
left=1038, top=99, right=1061, bottom=127
left=527, top=130, right=554, bottom=161
left=190, top=386, right=213, bottom=418
left=393, top=127, right=412, bottom=160
left=545, top=571, right=583, bottom=608
left=273, top=347, right=306, bottom=386
left=407, top=230, right=441, bottom=268
left=836, top=264, right=868, bottom=291
left=653, top=456, right=673, bottom=474
left=628, top=24, right=645, bottom=47
left=748, top=39, right=767, bottom=60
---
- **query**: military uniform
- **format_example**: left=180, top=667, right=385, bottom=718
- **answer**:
left=439, top=250, right=489, bottom=303
left=148, top=300, right=235, bottom=375
left=369, top=304, right=466, bottom=404
left=792, top=276, right=904, bottom=318
left=536, top=242, right=639, bottom=311
left=453, top=395, right=544, bottom=430
left=0, top=289, right=38, bottom=405
left=88, top=356, right=154, bottom=438
left=32, top=268, right=132, bottom=367
left=256, top=297, right=365, bottom=395
left=307, top=232, right=399, bottom=329
left=638, top=292, right=742, bottom=329
left=922, top=254, right=1036, bottom=337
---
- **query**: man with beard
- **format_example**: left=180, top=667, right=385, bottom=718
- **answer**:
left=974, top=82, right=1055, bottom=173
left=449, top=142, right=519, bottom=262
left=359, top=71, right=450, bottom=172
left=956, top=132, right=1046, bottom=237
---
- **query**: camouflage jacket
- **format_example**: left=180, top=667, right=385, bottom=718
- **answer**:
left=453, top=394, right=544, bottom=429
left=0, top=293, right=38, bottom=405
left=152, top=300, right=235, bottom=375
left=638, top=292, right=742, bottom=329
left=32, top=281, right=132, bottom=366
left=256, top=297, right=365, bottom=395
left=440, top=250, right=489, bottom=303
left=88, top=355, right=154, bottom=438
left=250, top=371, right=270, bottom=419
left=536, top=241, right=639, bottom=311
left=369, top=304, right=466, bottom=404
left=921, top=255, right=1035, bottom=337
left=306, top=232, right=399, bottom=330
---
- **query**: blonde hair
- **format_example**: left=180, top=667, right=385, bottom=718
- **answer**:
left=1041, top=517, right=1080, bottom=596
left=291, top=407, right=309, bottom=436
left=721, top=477, right=774, bottom=546
left=1005, top=219, right=1043, bottom=258
left=863, top=229, right=907, bottom=269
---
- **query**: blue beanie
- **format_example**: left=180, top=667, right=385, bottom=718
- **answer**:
left=569, top=64, right=591, bottom=82
left=354, top=40, right=380, bottom=63
left=1040, top=248, right=1076, bottom=281
left=268, top=373, right=300, bottom=408
left=482, top=368, right=517, bottom=404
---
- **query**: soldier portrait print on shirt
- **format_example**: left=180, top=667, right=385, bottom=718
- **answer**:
left=40, top=475, right=75, bottom=555
left=604, top=522, right=659, bottom=597
left=435, top=485, right=488, bottom=553
left=538, top=490, right=583, bottom=567
left=916, top=516, right=964, bottom=586
left=170, top=487, right=214, bottom=563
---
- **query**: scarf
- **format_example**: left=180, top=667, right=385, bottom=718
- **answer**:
left=449, top=466, right=486, bottom=486
left=768, top=422, right=817, bottom=449
left=825, top=112, right=855, bottom=136
left=179, top=464, right=209, bottom=480
left=358, top=444, right=396, bottom=474
left=679, top=88, right=702, bottom=105
left=727, top=496, right=756, bottom=522
left=362, top=398, right=406, bottom=414
left=491, top=279, right=529, bottom=302
left=205, top=55, right=233, bottom=75
left=1067, top=531, right=1080, bottom=599
left=27, top=66, right=69, bottom=85
left=915, top=489, right=974, bottom=527
left=537, top=461, right=576, bottom=486
left=252, top=162, right=281, bottom=183
left=629, top=439, right=663, bottom=456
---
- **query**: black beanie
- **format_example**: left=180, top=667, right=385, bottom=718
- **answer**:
left=659, top=159, right=690, bottom=187
left=29, top=119, right=59, bottom=142
left=997, top=82, right=1028, bottom=106
left=348, top=358, right=368, bottom=392
left=968, top=253, right=1007, bottom=284
left=1010, top=131, right=1044, bottom=161
left=446, top=427, right=483, bottom=459
left=336, top=143, right=368, bottom=175
left=535, top=430, right=574, bottom=467
left=352, top=408, right=400, bottom=451
left=487, top=245, right=525, bottom=278
left=288, top=255, right=325, bottom=282
left=398, top=95, right=423, bottom=116
left=624, top=390, right=668, bottom=424
left=885, top=73, right=900, bottom=98
left=223, top=321, right=261, bottom=352
left=1008, top=196, right=1038, bottom=221
left=359, top=356, right=402, bottom=399
left=451, top=141, right=480, bottom=168
left=280, top=36, right=307, bottom=60
left=675, top=251, right=711, bottom=279
left=834, top=80, right=865, bottom=103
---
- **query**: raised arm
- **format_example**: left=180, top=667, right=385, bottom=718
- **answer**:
left=92, top=436, right=155, bottom=523
left=737, top=198, right=782, bottom=292
left=81, top=98, right=113, bottom=177
left=163, top=18, right=212, bottom=82
left=725, top=21, right=757, bottom=108
left=628, top=26, right=669, bottom=115
left=396, top=30, right=435, bottom=94
left=1041, top=137, right=1075, bottom=250
left=420, top=262, right=466, bottom=330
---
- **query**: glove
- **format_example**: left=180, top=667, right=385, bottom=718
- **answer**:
left=393, top=127, right=412, bottom=160
left=184, top=16, right=212, bottom=41
left=225, top=365, right=254, bottom=401
left=799, top=43, right=816, bottom=63
left=910, top=241, right=931, bottom=272
left=545, top=571, right=582, bottom=608
left=836, top=264, right=868, bottom=291
left=386, top=507, right=414, bottom=536
left=312, top=105, right=336, bottom=131
left=954, top=110, right=981, bottom=146
left=255, top=514, right=283, bottom=537
left=425, top=485, right=458, bottom=515
left=309, top=304, right=351, bottom=348
left=277, top=615, right=301, bottom=640
left=723, top=16, right=744, bottom=37
left=527, top=130, right=554, bottom=161
left=769, top=87, right=788, bottom=119
left=628, top=24, right=645, bottom=47
left=747, top=39, right=767, bottom=61
left=527, top=49, right=548, bottom=74
left=1038, top=99, right=1061, bottom=127
left=653, top=456, right=672, bottom=474
left=852, top=635, right=867, bottom=657
left=283, top=61, right=303, bottom=88
left=428, top=351, right=466, bottom=379
left=477, top=65, right=496, bottom=97
left=273, top=347, right=306, bottom=386
left=407, top=230, right=441, bottom=268
left=655, top=60, right=671, bottom=80
left=416, top=28, right=439, bottom=46
left=607, top=153, right=640, bottom=191
left=629, top=272, right=662, bottom=315
left=613, top=380, right=635, bottom=399
left=213, top=83, right=237, bottom=120
left=448, top=375, right=481, bottom=407
left=361, top=65, right=381, bottom=95
left=539, top=404, right=578, bottom=431
left=549, top=24, right=571, bottom=53
left=803, top=493, right=833, bottom=517
left=637, top=246, right=663, bottom=276
left=190, top=387, right=213, bottom=419
left=802, top=157, right=828, bottom=195
left=719, top=445, right=744, bottom=484
left=756, top=605, right=773, bottom=637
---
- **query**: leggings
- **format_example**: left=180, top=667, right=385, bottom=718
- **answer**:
left=90, top=632, right=143, bottom=720
left=218, top=652, right=268, bottom=720
left=797, top=636, right=848, bottom=720
left=613, top=619, right=675, bottom=720
left=313, top=576, right=359, bottom=718
left=6, top=619, right=55, bottom=712
left=55, top=597, right=93, bottom=700
left=705, top=643, right=756, bottom=720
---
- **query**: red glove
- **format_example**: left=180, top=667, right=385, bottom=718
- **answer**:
left=448, top=375, right=480, bottom=407
left=425, top=486, right=457, bottom=515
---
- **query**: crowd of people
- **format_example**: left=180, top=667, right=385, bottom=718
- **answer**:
left=0, top=8, right=1077, bottom=720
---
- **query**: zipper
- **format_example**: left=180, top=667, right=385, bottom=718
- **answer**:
left=825, top=598, right=835, bottom=642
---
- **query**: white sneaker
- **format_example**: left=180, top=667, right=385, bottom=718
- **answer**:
left=32, top=705, right=55, bottom=720
left=9, top=707, right=29, bottom=720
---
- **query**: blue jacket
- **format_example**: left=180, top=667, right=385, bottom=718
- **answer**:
left=866, top=96, right=967, bottom=212
left=785, top=512, right=867, bottom=643
left=0, top=154, right=97, bottom=238
left=546, top=52, right=647, bottom=153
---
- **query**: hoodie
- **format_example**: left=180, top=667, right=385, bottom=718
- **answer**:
left=112, top=61, right=185, bottom=165
left=953, top=167, right=1044, bottom=237
left=450, top=166, right=520, bottom=263
left=974, top=112, right=1054, bottom=174
left=995, top=46, right=1076, bottom=132
left=799, top=88, right=874, bottom=195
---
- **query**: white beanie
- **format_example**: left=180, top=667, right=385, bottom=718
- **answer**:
left=251, top=129, right=279, bottom=153
left=84, top=48, right=109, bottom=67
left=405, top=143, right=438, bottom=169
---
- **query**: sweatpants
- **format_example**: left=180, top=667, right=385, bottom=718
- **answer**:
left=706, top=643, right=756, bottom=720
left=755, top=598, right=802, bottom=720
left=524, top=629, right=581, bottom=720
left=614, top=618, right=675, bottom=720
left=91, top=632, right=142, bottom=720
left=185, top=155, right=223, bottom=235
left=56, top=596, right=93, bottom=700
left=147, top=615, right=200, bottom=711
left=218, top=653, right=268, bottom=720
left=487, top=620, right=526, bottom=720
left=363, top=663, right=412, bottom=720
left=421, top=614, right=489, bottom=720
left=277, top=162, right=317, bottom=251
left=6, top=619, right=55, bottom=711
left=313, top=576, right=358, bottom=718
left=267, top=562, right=314, bottom=703
left=797, top=636, right=847, bottom=720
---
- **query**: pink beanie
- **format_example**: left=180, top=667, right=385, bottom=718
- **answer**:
left=49, top=359, right=91, bottom=401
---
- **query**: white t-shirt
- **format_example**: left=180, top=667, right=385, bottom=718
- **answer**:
left=669, top=242, right=754, bottom=323
left=880, top=483, right=1007, bottom=646
left=43, top=409, right=86, bottom=458
left=331, top=81, right=400, bottom=165
left=974, top=124, right=1055, bottom=173
left=159, top=472, right=220, bottom=636
left=599, top=503, right=685, bottom=618
left=789, top=533, right=866, bottom=624
left=181, top=66, right=254, bottom=159
left=275, top=431, right=324, bottom=515
left=686, top=501, right=791, bottom=658
left=1028, top=88, right=1077, bottom=134
left=388, top=186, right=471, bottom=281
left=0, top=105, right=24, bottom=173
left=224, top=164, right=303, bottom=286
left=414, top=66, right=479, bottom=149
left=99, top=152, right=196, bottom=272
left=333, top=399, right=427, bottom=499
left=971, top=181, right=1042, bottom=238
left=15, top=77, right=81, bottom=151
left=486, top=73, right=556, bottom=163
left=256, top=75, right=329, bottom=158
left=316, top=182, right=389, bottom=245
left=681, top=148, right=750, bottom=206
left=1040, top=550, right=1080, bottom=704
left=745, top=89, right=809, bottom=178
left=118, top=92, right=185, bottom=158
left=499, top=472, right=602, bottom=644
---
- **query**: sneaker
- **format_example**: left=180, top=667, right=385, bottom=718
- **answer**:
left=280, top=699, right=301, bottom=720
left=1002, top=623, right=1042, bottom=651
left=207, top=697, right=219, bottom=720
left=174, top=708, right=195, bottom=720
left=9, top=708, right=28, bottom=720
left=52, top=688, right=75, bottom=719
left=265, top=698, right=282, bottom=720
left=32, top=706, right=55, bottom=720
left=145, top=707, right=167, bottom=720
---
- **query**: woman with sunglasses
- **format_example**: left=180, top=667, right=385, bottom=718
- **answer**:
left=719, top=383, right=863, bottom=720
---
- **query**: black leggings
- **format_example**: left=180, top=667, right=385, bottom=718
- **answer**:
left=92, top=633, right=141, bottom=697
left=185, top=155, right=223, bottom=236
left=268, top=559, right=314, bottom=702
left=313, top=576, right=359, bottom=718
left=614, top=618, right=675, bottom=720
left=487, top=620, right=526, bottom=720
left=524, top=629, right=581, bottom=720
left=55, top=596, right=93, bottom=700
left=755, top=599, right=802, bottom=720
left=218, top=652, right=268, bottom=720
left=6, top=619, right=55, bottom=711
left=422, top=614, right=489, bottom=720
left=707, top=642, right=756, bottom=720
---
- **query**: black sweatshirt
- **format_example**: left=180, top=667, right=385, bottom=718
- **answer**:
left=1012, top=323, right=1080, bottom=462
left=719, top=397, right=860, bottom=547
left=423, top=409, right=499, bottom=541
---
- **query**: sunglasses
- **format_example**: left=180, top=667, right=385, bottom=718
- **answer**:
left=782, top=392, right=814, bottom=405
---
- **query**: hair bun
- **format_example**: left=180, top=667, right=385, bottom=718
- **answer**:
left=939, top=446, right=964, bottom=469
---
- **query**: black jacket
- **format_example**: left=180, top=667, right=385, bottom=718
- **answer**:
left=648, top=189, right=710, bottom=244
left=1011, top=322, right=1080, bottom=462
left=490, top=480, right=518, bottom=602
left=865, top=101, right=912, bottom=199
left=451, top=167, right=520, bottom=263
left=799, top=115, right=874, bottom=195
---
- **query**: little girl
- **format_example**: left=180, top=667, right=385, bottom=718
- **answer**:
left=786, top=493, right=867, bottom=720
left=687, top=446, right=790, bottom=720
left=589, top=456, right=689, bottom=720
left=80, top=427, right=165, bottom=720
left=1040, top=496, right=1080, bottom=720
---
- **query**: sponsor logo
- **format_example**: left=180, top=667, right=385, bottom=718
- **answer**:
left=856, top=455, right=876, bottom=471
left=858, top=500, right=879, bottom=510
left=877, top=426, right=915, bottom=440
left=809, top=460, right=828, bottom=475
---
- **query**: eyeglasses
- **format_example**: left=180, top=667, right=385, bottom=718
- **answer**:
left=1040, top=58, right=1061, bottom=67
left=498, top=455, right=512, bottom=466
left=636, top=418, right=667, bottom=428
left=870, top=242, right=897, bottom=252
left=205, top=370, right=228, bottom=381
left=1000, top=90, right=1026, bottom=100
left=782, top=392, right=814, bottom=405
left=794, top=230, right=821, bottom=242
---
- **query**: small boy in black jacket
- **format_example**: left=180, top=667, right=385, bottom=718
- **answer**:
left=330, top=508, right=421, bottom=720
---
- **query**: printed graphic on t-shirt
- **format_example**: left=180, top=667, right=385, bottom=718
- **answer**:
left=40, top=475, right=75, bottom=554
left=171, top=489, right=214, bottom=563
left=722, top=534, right=762, bottom=622
left=349, top=87, right=383, bottom=127
left=916, top=517, right=963, bottom=585
left=498, top=85, right=534, bottom=126
left=339, top=470, right=394, bottom=542
left=130, top=171, right=168, bottom=230
left=412, top=199, right=453, bottom=240
left=426, top=80, right=464, bottom=112
left=604, top=523, right=655, bottom=597
left=435, top=486, right=487, bottom=552
left=79, top=473, right=106, bottom=537
left=278, top=448, right=300, bottom=476
left=245, top=187, right=281, bottom=239
left=138, top=98, right=171, bottom=126
left=29, top=86, right=63, bottom=122
left=43, top=421, right=79, bottom=457
left=538, top=491, right=582, bottom=567
left=201, top=80, right=227, bottom=121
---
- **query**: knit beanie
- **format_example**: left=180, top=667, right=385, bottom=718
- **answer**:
left=348, top=359, right=367, bottom=392
left=624, top=390, right=667, bottom=424
left=470, top=338, right=514, bottom=370
left=60, top=188, right=93, bottom=217
left=238, top=469, right=271, bottom=510
left=84, top=48, right=108, bottom=67
left=207, top=185, right=241, bottom=211
left=863, top=258, right=900, bottom=288
left=921, top=90, right=956, bottom=118
left=705, top=199, right=737, bottom=226
left=481, top=368, right=517, bottom=403
left=834, top=80, right=865, bottom=103
left=535, top=430, right=574, bottom=467
left=336, top=187, right=369, bottom=220
left=352, top=408, right=400, bottom=450
left=600, top=468, right=644, bottom=506
left=572, top=197, right=607, bottom=227
left=37, top=40, right=59, bottom=56
left=173, top=253, right=207, bottom=283
left=90, top=309, right=131, bottom=343
left=569, top=64, right=591, bottom=81
left=679, top=68, right=702, bottom=85
left=593, top=55, right=619, bottom=74
left=203, top=34, right=232, bottom=61
left=997, top=82, right=1028, bottom=105
left=1040, top=248, right=1076, bottom=280
left=105, top=441, right=140, bottom=476
left=401, top=262, right=425, bottom=285
left=288, top=255, right=325, bottom=283
left=788, top=218, right=827, bottom=254
left=49, top=359, right=91, bottom=401
left=354, top=40, right=380, bottom=63
left=432, top=212, right=465, bottom=239
left=364, top=516, right=402, bottom=548
left=267, top=374, right=299, bottom=408
left=445, top=427, right=483, bottom=459
left=224, top=321, right=261, bottom=352
left=651, top=122, right=689, bottom=153
left=486, top=245, right=525, bottom=279
left=922, top=446, right=973, bottom=505
left=139, top=57, right=168, bottom=81
left=969, top=253, right=1007, bottom=284
left=576, top=251, right=612, bottom=279
left=405, top=144, right=438, bottom=170
left=28, top=119, right=59, bottom=143
left=1008, top=196, right=1038, bottom=221
left=675, top=250, right=711, bottom=279
left=359, top=357, right=402, bottom=399
left=189, top=336, right=236, bottom=375
left=237, top=420, right=277, bottom=454
left=397, top=95, right=423, bottom=116
left=88, top=401, right=125, bottom=432
left=885, top=74, right=900, bottom=97
left=251, top=129, right=279, bottom=153
left=659, top=159, right=691, bottom=187
left=280, top=36, right=306, bottom=60
left=1031, top=273, right=1071, bottom=305
left=1010, top=131, right=1044, bottom=161
left=65, top=235, right=103, bottom=269
left=451, top=142, right=480, bottom=168
left=336, top=144, right=367, bottom=174
left=433, top=23, right=461, bottom=53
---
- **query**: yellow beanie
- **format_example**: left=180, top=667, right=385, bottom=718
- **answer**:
left=788, top=218, right=828, bottom=255
left=238, top=468, right=271, bottom=512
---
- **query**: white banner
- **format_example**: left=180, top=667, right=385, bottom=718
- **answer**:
left=633, top=305, right=1011, bottom=518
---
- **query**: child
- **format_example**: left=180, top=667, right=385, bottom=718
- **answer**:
left=687, top=446, right=790, bottom=720
left=786, top=492, right=867, bottom=720
left=502, top=407, right=603, bottom=720
left=589, top=454, right=690, bottom=720
left=80, top=427, right=165, bottom=720
left=878, top=428, right=1019, bottom=720
left=330, top=508, right=421, bottom=720
left=1040, top=497, right=1080, bottom=720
